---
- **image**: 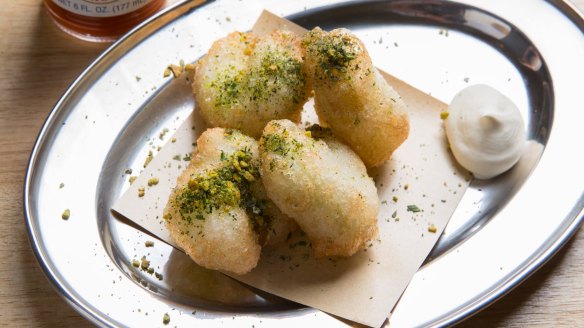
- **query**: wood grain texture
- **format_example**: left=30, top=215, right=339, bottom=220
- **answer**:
left=0, top=1, right=582, bottom=327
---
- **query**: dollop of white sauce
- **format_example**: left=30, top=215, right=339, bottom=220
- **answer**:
left=445, top=84, right=526, bottom=179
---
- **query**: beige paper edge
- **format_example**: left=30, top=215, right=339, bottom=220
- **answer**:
left=112, top=11, right=471, bottom=328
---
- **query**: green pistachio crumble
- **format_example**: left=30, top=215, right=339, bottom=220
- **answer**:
left=209, top=48, right=305, bottom=108
left=407, top=204, right=422, bottom=213
left=246, top=47, right=305, bottom=104
left=140, top=257, right=150, bottom=270
left=428, top=224, right=437, bottom=233
left=170, top=144, right=266, bottom=231
left=147, top=177, right=159, bottom=186
left=143, top=151, right=153, bottom=168
left=210, top=67, right=243, bottom=107
left=162, top=313, right=170, bottom=325
left=261, top=133, right=303, bottom=157
left=305, top=30, right=361, bottom=80
left=61, top=209, right=70, bottom=220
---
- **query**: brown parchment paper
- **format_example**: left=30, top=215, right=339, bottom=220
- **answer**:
left=112, top=11, right=471, bottom=327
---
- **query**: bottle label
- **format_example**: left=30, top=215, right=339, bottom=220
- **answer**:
left=51, top=0, right=154, bottom=17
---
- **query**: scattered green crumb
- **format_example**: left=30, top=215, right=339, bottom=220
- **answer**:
left=163, top=313, right=170, bottom=325
left=129, top=176, right=137, bottom=184
left=183, top=153, right=192, bottom=161
left=407, top=204, right=421, bottom=213
left=159, top=128, right=169, bottom=140
left=131, top=259, right=140, bottom=268
left=404, top=183, right=409, bottom=190
left=170, top=145, right=266, bottom=233
left=171, top=137, right=177, bottom=143
left=261, top=133, right=303, bottom=157
left=61, top=209, right=70, bottom=220
left=143, top=151, right=153, bottom=168
left=155, top=272, right=163, bottom=280
left=147, top=177, right=159, bottom=186
left=145, top=240, right=155, bottom=247
left=304, top=28, right=360, bottom=81
left=138, top=186, right=145, bottom=197
left=209, top=38, right=306, bottom=108
left=59, top=183, right=65, bottom=189
left=440, top=111, right=449, bottom=120
left=124, top=168, right=133, bottom=174
left=147, top=267, right=155, bottom=274
left=391, top=211, right=397, bottom=218
left=428, top=224, right=437, bottom=233
left=172, top=154, right=181, bottom=161
left=135, top=76, right=141, bottom=82
left=140, top=257, right=150, bottom=270
left=392, top=196, right=398, bottom=202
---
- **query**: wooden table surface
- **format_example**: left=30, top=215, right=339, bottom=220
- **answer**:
left=1, top=1, right=582, bottom=327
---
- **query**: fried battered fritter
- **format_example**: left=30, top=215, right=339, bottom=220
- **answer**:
left=163, top=128, right=295, bottom=274
left=303, top=27, right=410, bottom=167
left=259, top=120, right=379, bottom=257
left=193, top=30, right=309, bottom=138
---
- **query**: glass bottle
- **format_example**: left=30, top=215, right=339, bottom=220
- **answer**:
left=44, top=0, right=166, bottom=42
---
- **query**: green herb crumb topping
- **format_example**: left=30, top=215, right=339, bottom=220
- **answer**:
left=208, top=44, right=305, bottom=109
left=246, top=47, right=305, bottom=104
left=305, top=29, right=361, bottom=80
left=261, top=133, right=303, bottom=157
left=171, top=145, right=265, bottom=231
left=210, top=67, right=244, bottom=107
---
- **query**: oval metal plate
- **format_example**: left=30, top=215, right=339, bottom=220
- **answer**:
left=25, top=0, right=584, bottom=327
